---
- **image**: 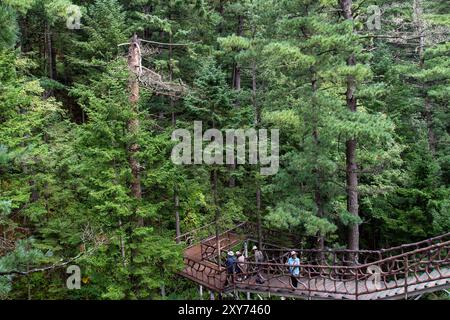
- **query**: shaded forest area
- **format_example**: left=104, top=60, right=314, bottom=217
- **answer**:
left=0, top=0, right=449, bottom=299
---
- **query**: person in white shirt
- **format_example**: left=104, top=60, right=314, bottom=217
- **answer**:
left=252, top=246, right=264, bottom=263
left=236, top=251, right=247, bottom=280
left=252, top=245, right=265, bottom=284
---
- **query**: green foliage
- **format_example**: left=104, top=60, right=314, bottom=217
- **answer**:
left=0, top=5, right=18, bottom=49
left=0, top=0, right=448, bottom=300
left=0, top=239, right=45, bottom=298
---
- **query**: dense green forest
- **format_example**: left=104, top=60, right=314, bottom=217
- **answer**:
left=0, top=0, right=449, bottom=300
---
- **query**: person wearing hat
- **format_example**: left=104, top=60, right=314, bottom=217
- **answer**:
left=252, top=246, right=264, bottom=264
left=287, top=251, right=300, bottom=288
left=252, top=246, right=265, bottom=284
left=224, top=251, right=237, bottom=286
left=236, top=251, right=247, bottom=281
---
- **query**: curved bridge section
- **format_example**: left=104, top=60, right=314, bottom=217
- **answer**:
left=177, top=222, right=450, bottom=300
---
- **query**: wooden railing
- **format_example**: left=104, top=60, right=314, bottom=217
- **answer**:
left=175, top=221, right=218, bottom=247
left=181, top=256, right=227, bottom=291
left=176, top=220, right=317, bottom=249
left=200, top=222, right=247, bottom=260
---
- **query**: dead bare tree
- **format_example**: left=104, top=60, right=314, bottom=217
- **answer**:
left=119, top=34, right=188, bottom=266
left=120, top=36, right=187, bottom=98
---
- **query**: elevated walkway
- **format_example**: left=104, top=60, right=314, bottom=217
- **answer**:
left=177, top=222, right=450, bottom=300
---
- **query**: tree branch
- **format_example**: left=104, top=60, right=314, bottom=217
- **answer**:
left=0, top=246, right=96, bottom=276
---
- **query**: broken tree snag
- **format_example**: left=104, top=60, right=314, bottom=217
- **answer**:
left=139, top=66, right=186, bottom=97
left=125, top=34, right=187, bottom=229
left=137, top=39, right=186, bottom=97
left=119, top=37, right=187, bottom=97
left=128, top=34, right=143, bottom=227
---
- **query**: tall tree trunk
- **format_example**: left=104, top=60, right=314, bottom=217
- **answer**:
left=228, top=163, right=236, bottom=187
left=228, top=15, right=244, bottom=188
left=44, top=22, right=56, bottom=98
left=256, top=186, right=262, bottom=248
left=311, top=74, right=325, bottom=250
left=415, top=0, right=436, bottom=155
left=340, top=0, right=359, bottom=251
left=174, top=194, right=181, bottom=243
left=128, top=34, right=143, bottom=227
left=118, top=219, right=127, bottom=267
left=19, top=16, right=31, bottom=53
left=127, top=35, right=144, bottom=296
left=167, top=29, right=182, bottom=241
left=234, top=65, right=241, bottom=91
left=233, top=15, right=243, bottom=95
left=424, top=98, right=436, bottom=155
left=252, top=61, right=261, bottom=127
left=217, top=1, right=225, bottom=36
left=212, top=169, right=221, bottom=267
left=252, top=60, right=262, bottom=248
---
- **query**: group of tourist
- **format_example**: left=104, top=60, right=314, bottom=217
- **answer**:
left=224, top=246, right=264, bottom=285
left=225, top=247, right=301, bottom=289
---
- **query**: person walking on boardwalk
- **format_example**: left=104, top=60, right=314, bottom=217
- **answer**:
left=253, top=246, right=264, bottom=264
left=236, top=251, right=247, bottom=281
left=224, top=251, right=237, bottom=286
left=287, top=251, right=300, bottom=288
left=252, top=246, right=265, bottom=284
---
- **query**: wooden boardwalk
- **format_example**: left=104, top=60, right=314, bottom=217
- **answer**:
left=231, top=268, right=450, bottom=300
left=178, top=223, right=450, bottom=300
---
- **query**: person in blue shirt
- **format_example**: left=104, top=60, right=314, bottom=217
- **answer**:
left=287, top=251, right=300, bottom=288
left=224, top=251, right=237, bottom=286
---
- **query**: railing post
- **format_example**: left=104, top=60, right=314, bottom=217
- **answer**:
left=404, top=256, right=409, bottom=300
left=307, top=267, right=311, bottom=300
left=355, top=269, right=359, bottom=301
left=243, top=240, right=251, bottom=300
